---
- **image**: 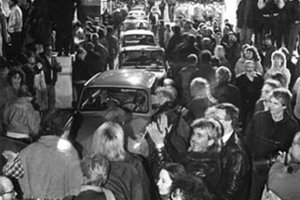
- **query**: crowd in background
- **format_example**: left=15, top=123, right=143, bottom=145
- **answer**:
left=0, top=0, right=300, bottom=200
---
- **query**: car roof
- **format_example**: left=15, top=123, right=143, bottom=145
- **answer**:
left=123, top=18, right=149, bottom=24
left=122, top=30, right=154, bottom=36
left=120, top=45, right=164, bottom=52
left=85, top=69, right=157, bottom=88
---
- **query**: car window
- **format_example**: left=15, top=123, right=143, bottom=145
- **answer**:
left=79, top=87, right=149, bottom=113
left=123, top=21, right=150, bottom=31
left=120, top=50, right=164, bottom=69
left=122, top=35, right=155, bottom=46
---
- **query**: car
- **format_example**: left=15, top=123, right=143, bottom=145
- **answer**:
left=122, top=18, right=151, bottom=32
left=117, top=45, right=169, bottom=81
left=70, top=69, right=162, bottom=157
left=120, top=30, right=156, bottom=48
left=127, top=10, right=147, bottom=19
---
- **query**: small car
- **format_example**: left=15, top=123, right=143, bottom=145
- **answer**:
left=117, top=45, right=169, bottom=81
left=120, top=30, right=156, bottom=48
left=70, top=69, right=161, bottom=157
left=127, top=10, right=147, bottom=19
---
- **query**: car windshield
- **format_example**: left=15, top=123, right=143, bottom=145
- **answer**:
left=122, top=34, right=155, bottom=46
left=79, top=87, right=149, bottom=113
left=120, top=50, right=164, bottom=70
left=123, top=21, right=150, bottom=31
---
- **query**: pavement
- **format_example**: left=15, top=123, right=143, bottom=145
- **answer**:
left=55, top=55, right=73, bottom=109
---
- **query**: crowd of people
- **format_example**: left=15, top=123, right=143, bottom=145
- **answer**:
left=1, top=0, right=300, bottom=200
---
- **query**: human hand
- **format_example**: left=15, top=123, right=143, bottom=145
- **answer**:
left=2, top=151, right=18, bottom=162
left=157, top=113, right=173, bottom=135
left=146, top=122, right=165, bottom=148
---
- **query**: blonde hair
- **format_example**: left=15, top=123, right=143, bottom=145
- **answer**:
left=91, top=121, right=125, bottom=161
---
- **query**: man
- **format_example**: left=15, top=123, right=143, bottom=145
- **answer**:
left=235, top=60, right=264, bottom=129
left=37, top=45, right=62, bottom=113
left=211, top=103, right=251, bottom=200
left=104, top=26, right=118, bottom=70
left=7, top=0, right=22, bottom=60
left=0, top=176, right=16, bottom=200
left=245, top=87, right=299, bottom=200
left=261, top=131, right=300, bottom=200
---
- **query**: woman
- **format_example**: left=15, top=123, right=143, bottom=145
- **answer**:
left=3, top=87, right=40, bottom=143
left=264, top=50, right=291, bottom=88
left=147, top=118, right=222, bottom=197
left=157, top=162, right=186, bottom=200
left=235, top=46, right=263, bottom=77
left=90, top=121, right=151, bottom=200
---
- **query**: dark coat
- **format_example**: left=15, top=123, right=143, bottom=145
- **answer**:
left=218, top=133, right=251, bottom=200
left=245, top=111, right=299, bottom=160
left=38, top=53, right=62, bottom=85
left=74, top=190, right=106, bottom=200
left=185, top=97, right=216, bottom=123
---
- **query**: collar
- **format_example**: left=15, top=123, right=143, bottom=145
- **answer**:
left=222, top=130, right=234, bottom=144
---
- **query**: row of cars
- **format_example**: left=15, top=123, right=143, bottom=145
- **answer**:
left=68, top=6, right=171, bottom=156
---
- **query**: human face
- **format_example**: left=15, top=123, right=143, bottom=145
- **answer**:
left=11, top=73, right=22, bottom=90
left=261, top=84, right=273, bottom=99
left=268, top=97, right=285, bottom=115
left=245, top=63, right=255, bottom=77
left=273, top=56, right=283, bottom=68
left=157, top=169, right=173, bottom=196
left=190, top=128, right=211, bottom=152
left=245, top=50, right=253, bottom=60
left=290, top=134, right=300, bottom=162
left=214, top=108, right=231, bottom=132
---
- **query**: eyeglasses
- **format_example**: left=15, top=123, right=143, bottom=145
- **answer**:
left=1, top=188, right=15, bottom=195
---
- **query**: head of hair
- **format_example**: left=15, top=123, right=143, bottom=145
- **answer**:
left=269, top=72, right=287, bottom=88
left=163, top=78, right=176, bottom=88
left=279, top=47, right=291, bottom=61
left=170, top=175, right=213, bottom=200
left=39, top=109, right=65, bottom=137
left=6, top=67, right=25, bottom=86
left=214, top=103, right=239, bottom=130
left=190, top=118, right=223, bottom=149
left=161, top=162, right=186, bottom=181
left=91, top=121, right=125, bottom=161
left=0, top=176, right=13, bottom=196
left=81, top=154, right=110, bottom=186
left=216, top=66, right=231, bottom=83
left=263, top=79, right=281, bottom=90
left=187, top=54, right=198, bottom=65
left=155, top=86, right=177, bottom=103
left=271, top=50, right=286, bottom=68
left=245, top=46, right=261, bottom=62
left=173, top=25, right=181, bottom=34
left=200, top=50, right=212, bottom=63
left=190, top=77, right=209, bottom=98
left=106, top=26, right=114, bottom=34
left=270, top=87, right=292, bottom=113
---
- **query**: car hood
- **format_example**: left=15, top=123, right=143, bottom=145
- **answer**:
left=74, top=113, right=151, bottom=155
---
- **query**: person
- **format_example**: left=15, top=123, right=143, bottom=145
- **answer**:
left=235, top=60, right=264, bottom=128
left=7, top=0, right=22, bottom=60
left=184, top=77, right=216, bottom=124
left=157, top=162, right=186, bottom=200
left=225, top=31, right=241, bottom=68
left=197, top=50, right=216, bottom=85
left=2, top=110, right=83, bottom=200
left=175, top=54, right=199, bottom=106
left=254, top=79, right=281, bottom=114
left=235, top=46, right=264, bottom=77
left=245, top=87, right=299, bottom=200
left=3, top=87, right=40, bottom=143
left=210, top=103, right=251, bottom=200
left=0, top=68, right=29, bottom=135
left=37, top=45, right=62, bottom=113
left=211, top=66, right=241, bottom=110
left=0, top=176, right=16, bottom=200
left=261, top=131, right=300, bottom=200
left=264, top=50, right=291, bottom=88
left=164, top=24, right=172, bottom=48
left=213, top=45, right=232, bottom=75
left=147, top=118, right=222, bottom=197
left=170, top=175, right=213, bottom=200
left=75, top=154, right=114, bottom=200
left=90, top=121, right=151, bottom=200
left=103, top=26, right=118, bottom=70
left=0, top=0, right=8, bottom=57
left=262, top=34, right=276, bottom=72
